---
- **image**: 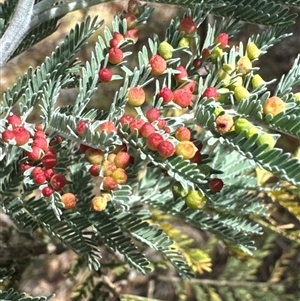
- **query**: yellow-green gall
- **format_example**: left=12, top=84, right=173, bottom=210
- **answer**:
left=234, top=118, right=253, bottom=134
left=158, top=41, right=174, bottom=60
left=185, top=190, right=207, bottom=209
left=234, top=86, right=250, bottom=102
left=172, top=182, right=189, bottom=198
left=256, top=133, right=276, bottom=151
left=246, top=127, right=261, bottom=139
left=236, top=56, right=252, bottom=76
left=222, top=63, right=234, bottom=73
left=214, top=106, right=225, bottom=116
left=217, top=88, right=230, bottom=102
left=252, top=74, right=265, bottom=88
left=178, top=37, right=190, bottom=48
left=246, top=42, right=261, bottom=60
left=217, top=69, right=231, bottom=87
left=294, top=92, right=300, bottom=101
left=229, top=76, right=243, bottom=90
left=211, top=47, right=223, bottom=63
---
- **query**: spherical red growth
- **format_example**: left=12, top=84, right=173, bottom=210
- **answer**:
left=174, top=65, right=188, bottom=82
left=7, top=114, right=22, bottom=128
left=50, top=173, right=67, bottom=190
left=108, top=47, right=124, bottom=64
left=98, top=121, right=117, bottom=134
left=123, top=12, right=137, bottom=29
left=173, top=89, right=193, bottom=108
left=157, top=140, right=175, bottom=158
left=157, top=118, right=166, bottom=129
left=201, top=48, right=211, bottom=59
left=149, top=55, right=167, bottom=76
left=125, top=29, right=139, bottom=42
left=190, top=151, right=202, bottom=164
left=34, top=130, right=46, bottom=139
left=129, top=118, right=145, bottom=134
left=111, top=168, right=128, bottom=184
left=33, top=137, right=48, bottom=151
left=128, top=86, right=146, bottom=106
left=140, top=122, right=156, bottom=138
left=2, top=129, right=14, bottom=142
left=146, top=108, right=160, bottom=122
left=120, top=114, right=134, bottom=126
left=103, top=176, right=118, bottom=190
left=209, top=178, right=224, bottom=192
left=183, top=80, right=196, bottom=93
left=20, top=161, right=32, bottom=173
left=77, top=120, right=88, bottom=136
left=98, top=68, right=113, bottom=83
left=26, top=146, right=42, bottom=161
left=42, top=186, right=54, bottom=197
left=89, top=164, right=101, bottom=177
left=33, top=172, right=46, bottom=185
left=31, top=166, right=45, bottom=178
left=44, top=168, right=55, bottom=180
left=46, top=147, right=56, bottom=156
left=215, top=33, right=228, bottom=48
left=13, top=127, right=30, bottom=145
left=109, top=32, right=124, bottom=48
left=163, top=126, right=171, bottom=133
left=42, top=153, right=57, bottom=169
left=114, top=151, right=131, bottom=169
left=61, top=193, right=77, bottom=209
left=85, top=148, right=104, bottom=164
left=102, top=160, right=117, bottom=177
left=203, top=87, right=218, bottom=100
left=178, top=16, right=197, bottom=34
left=49, top=136, right=62, bottom=146
left=215, top=114, right=234, bottom=133
left=146, top=132, right=164, bottom=151
left=193, top=58, right=202, bottom=69
left=159, top=87, right=173, bottom=104
left=175, top=126, right=191, bottom=141
left=263, top=96, right=285, bottom=116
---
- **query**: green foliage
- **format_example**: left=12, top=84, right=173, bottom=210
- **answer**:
left=0, top=0, right=299, bottom=299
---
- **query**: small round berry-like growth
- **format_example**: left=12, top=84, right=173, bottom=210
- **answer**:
left=42, top=186, right=54, bottom=197
left=234, top=118, right=253, bottom=134
left=209, top=178, right=224, bottom=192
left=215, top=114, right=234, bottom=134
left=175, top=126, right=191, bottom=141
left=263, top=96, right=285, bottom=116
left=44, top=168, right=55, bottom=180
left=108, top=47, right=124, bottom=64
left=20, top=161, right=32, bottom=173
left=256, top=133, right=276, bottom=151
left=103, top=176, right=118, bottom=190
left=178, top=16, right=197, bottom=34
left=234, top=86, right=250, bottom=102
left=13, top=127, right=30, bottom=146
left=157, top=140, right=175, bottom=158
left=149, top=55, right=167, bottom=76
left=251, top=74, right=265, bottom=88
left=129, top=118, right=145, bottom=134
left=61, top=193, right=77, bottom=209
left=89, top=164, right=101, bottom=177
left=85, top=148, right=105, bottom=164
left=120, top=114, right=134, bottom=126
left=98, top=68, right=113, bottom=83
left=2, top=129, right=14, bottom=142
left=146, top=132, right=164, bottom=151
left=50, top=173, right=67, bottom=190
left=185, top=190, right=207, bottom=209
left=146, top=108, right=160, bottom=122
left=140, top=122, right=156, bottom=138
left=98, top=121, right=117, bottom=134
left=32, top=167, right=45, bottom=178
left=173, top=89, right=193, bottom=108
left=246, top=42, right=261, bottom=60
left=158, top=41, right=174, bottom=60
left=127, top=86, right=146, bottom=106
left=193, top=58, right=202, bottom=69
left=203, top=87, right=218, bottom=100
left=125, top=29, right=139, bottom=42
left=34, top=130, right=46, bottom=139
left=91, top=196, right=108, bottom=212
left=159, top=87, right=173, bottom=104
left=174, top=66, right=188, bottom=83
left=236, top=56, right=252, bottom=75
left=201, top=48, right=211, bottom=59
left=26, top=146, right=42, bottom=161
left=111, top=168, right=128, bottom=184
left=215, top=32, right=228, bottom=48
left=102, top=160, right=117, bottom=177
left=114, top=151, right=131, bottom=169
left=33, top=137, right=48, bottom=151
left=33, top=172, right=46, bottom=185
left=7, top=114, right=22, bottom=128
left=175, top=141, right=197, bottom=159
left=109, top=32, right=124, bottom=48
